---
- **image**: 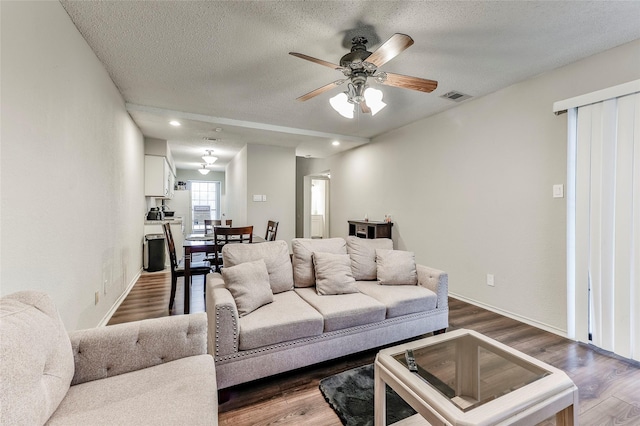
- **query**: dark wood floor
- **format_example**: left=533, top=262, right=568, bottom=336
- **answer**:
left=110, top=271, right=640, bottom=425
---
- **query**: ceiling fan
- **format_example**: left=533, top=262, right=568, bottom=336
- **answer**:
left=289, top=33, right=438, bottom=117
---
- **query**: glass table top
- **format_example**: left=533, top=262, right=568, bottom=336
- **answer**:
left=392, top=333, right=551, bottom=412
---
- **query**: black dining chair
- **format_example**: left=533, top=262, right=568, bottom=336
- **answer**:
left=162, top=223, right=211, bottom=310
left=265, top=220, right=279, bottom=241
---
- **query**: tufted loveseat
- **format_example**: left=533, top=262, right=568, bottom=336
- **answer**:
left=0, top=291, right=218, bottom=425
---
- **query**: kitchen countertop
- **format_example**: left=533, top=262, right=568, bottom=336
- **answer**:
left=144, top=217, right=183, bottom=225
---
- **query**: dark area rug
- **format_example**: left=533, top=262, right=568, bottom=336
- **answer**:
left=319, top=364, right=416, bottom=426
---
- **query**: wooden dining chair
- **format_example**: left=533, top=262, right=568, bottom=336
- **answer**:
left=211, top=226, right=253, bottom=271
left=265, top=220, right=279, bottom=241
left=162, top=223, right=211, bottom=310
left=204, top=219, right=220, bottom=235
left=204, top=219, right=233, bottom=235
left=204, top=219, right=233, bottom=265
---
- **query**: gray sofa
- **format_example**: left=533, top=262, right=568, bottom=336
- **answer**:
left=207, top=236, right=449, bottom=390
left=0, top=291, right=218, bottom=425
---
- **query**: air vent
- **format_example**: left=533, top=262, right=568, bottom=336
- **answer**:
left=440, top=91, right=472, bottom=102
left=203, top=137, right=219, bottom=142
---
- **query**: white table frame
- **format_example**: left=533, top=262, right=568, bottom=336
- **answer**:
left=374, top=329, right=578, bottom=426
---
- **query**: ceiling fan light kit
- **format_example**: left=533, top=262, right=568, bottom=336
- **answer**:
left=329, top=92, right=354, bottom=118
left=290, top=33, right=437, bottom=119
left=329, top=86, right=386, bottom=118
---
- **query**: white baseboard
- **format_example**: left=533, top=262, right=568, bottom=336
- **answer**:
left=97, top=268, right=143, bottom=327
left=449, top=293, right=568, bottom=338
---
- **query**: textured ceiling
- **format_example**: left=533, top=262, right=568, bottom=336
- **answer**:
left=60, top=1, right=640, bottom=171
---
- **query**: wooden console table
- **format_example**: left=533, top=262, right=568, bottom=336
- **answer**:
left=348, top=220, right=393, bottom=239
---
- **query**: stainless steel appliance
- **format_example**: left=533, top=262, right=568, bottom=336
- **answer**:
left=146, top=207, right=164, bottom=220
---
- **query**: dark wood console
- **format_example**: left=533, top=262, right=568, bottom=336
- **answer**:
left=348, top=220, right=393, bottom=239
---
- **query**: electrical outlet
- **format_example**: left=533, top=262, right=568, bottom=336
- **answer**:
left=486, top=274, right=495, bottom=287
left=94, top=291, right=100, bottom=305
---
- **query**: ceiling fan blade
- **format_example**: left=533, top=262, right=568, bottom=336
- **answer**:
left=360, top=101, right=372, bottom=114
left=378, top=72, right=438, bottom=93
left=296, top=80, right=344, bottom=102
left=366, top=33, right=414, bottom=67
left=289, top=52, right=343, bottom=71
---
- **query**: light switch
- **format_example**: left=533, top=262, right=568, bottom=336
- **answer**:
left=262, top=195, right=267, bottom=202
left=553, top=184, right=564, bottom=198
left=252, top=195, right=261, bottom=202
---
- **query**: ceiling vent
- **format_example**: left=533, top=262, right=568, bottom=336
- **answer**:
left=440, top=91, right=472, bottom=102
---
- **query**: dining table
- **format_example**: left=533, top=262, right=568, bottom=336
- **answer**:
left=182, top=233, right=266, bottom=314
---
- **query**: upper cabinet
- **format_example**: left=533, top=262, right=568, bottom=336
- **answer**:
left=145, top=155, right=174, bottom=198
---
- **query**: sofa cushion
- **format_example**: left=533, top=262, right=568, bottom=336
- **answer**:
left=376, top=249, right=418, bottom=285
left=238, top=290, right=324, bottom=350
left=356, top=281, right=438, bottom=318
left=222, top=240, right=294, bottom=294
left=47, top=355, right=217, bottom=425
left=313, top=252, right=359, bottom=295
left=0, top=291, right=74, bottom=425
left=294, top=287, right=386, bottom=332
left=222, top=259, right=273, bottom=317
left=292, top=238, right=347, bottom=287
left=346, top=236, right=393, bottom=280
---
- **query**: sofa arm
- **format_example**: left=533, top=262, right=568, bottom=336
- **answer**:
left=417, top=264, right=449, bottom=309
left=69, top=313, right=208, bottom=385
left=206, top=273, right=239, bottom=358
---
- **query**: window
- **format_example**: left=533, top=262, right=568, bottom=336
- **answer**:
left=190, top=181, right=220, bottom=233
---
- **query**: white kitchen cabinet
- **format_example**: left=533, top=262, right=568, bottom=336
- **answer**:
left=145, top=155, right=174, bottom=198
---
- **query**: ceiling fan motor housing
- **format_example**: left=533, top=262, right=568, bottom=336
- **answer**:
left=340, top=36, right=373, bottom=69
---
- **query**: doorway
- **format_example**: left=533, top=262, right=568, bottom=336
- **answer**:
left=303, top=172, right=330, bottom=238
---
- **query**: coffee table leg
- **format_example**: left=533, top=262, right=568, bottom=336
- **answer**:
left=374, top=363, right=386, bottom=426
left=556, top=404, right=575, bottom=425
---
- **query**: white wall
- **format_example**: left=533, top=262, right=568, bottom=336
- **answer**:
left=225, top=146, right=248, bottom=226
left=246, top=144, right=296, bottom=243
left=299, top=38, right=640, bottom=336
left=0, top=1, right=145, bottom=330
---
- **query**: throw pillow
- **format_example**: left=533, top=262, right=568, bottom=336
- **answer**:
left=376, top=249, right=418, bottom=285
left=291, top=238, right=348, bottom=287
left=222, top=259, right=273, bottom=316
left=0, top=291, right=74, bottom=425
left=222, top=240, right=294, bottom=294
left=346, top=236, right=393, bottom=280
left=312, top=252, right=359, bottom=295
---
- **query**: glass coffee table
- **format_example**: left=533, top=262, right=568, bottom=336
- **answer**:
left=374, top=329, right=578, bottom=425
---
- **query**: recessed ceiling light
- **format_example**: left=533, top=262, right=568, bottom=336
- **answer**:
left=332, top=141, right=340, bottom=146
left=169, top=120, right=181, bottom=127
left=215, top=127, right=223, bottom=132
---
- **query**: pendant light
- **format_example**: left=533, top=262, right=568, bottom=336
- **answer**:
left=198, top=164, right=210, bottom=175
left=202, top=150, right=218, bottom=164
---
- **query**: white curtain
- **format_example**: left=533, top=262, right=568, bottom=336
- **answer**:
left=571, top=92, right=640, bottom=361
